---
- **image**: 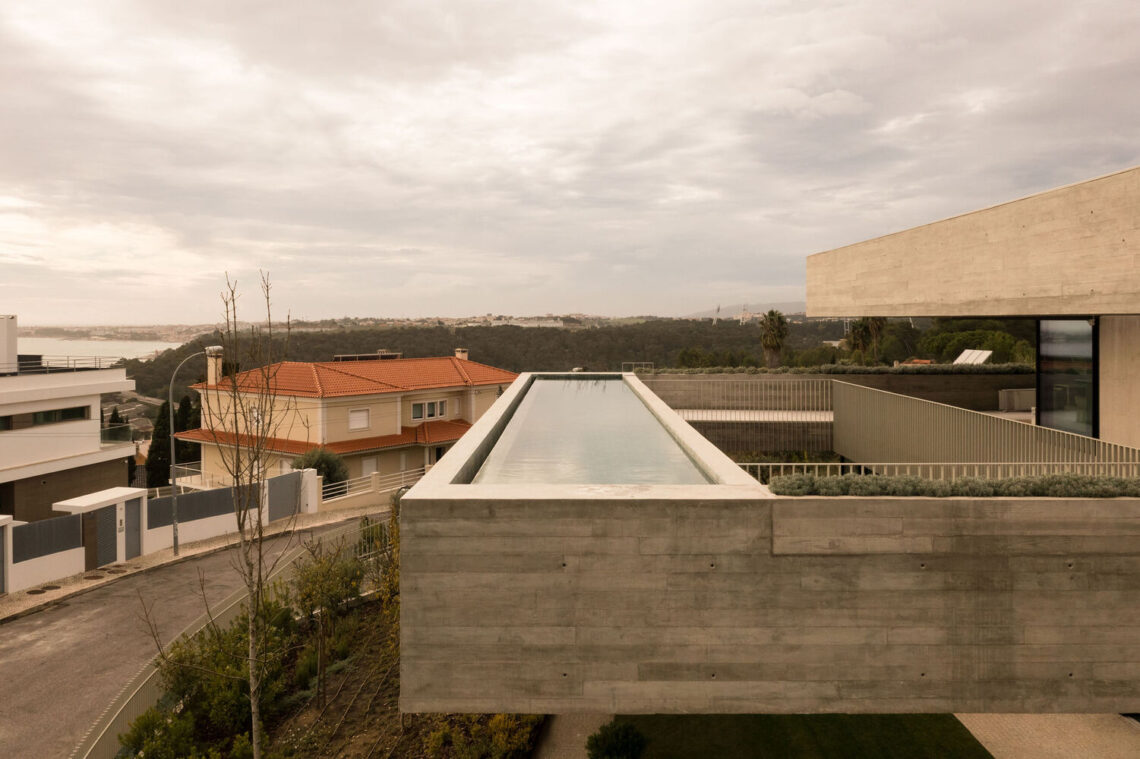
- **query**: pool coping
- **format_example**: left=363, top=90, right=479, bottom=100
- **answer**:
left=409, top=372, right=769, bottom=501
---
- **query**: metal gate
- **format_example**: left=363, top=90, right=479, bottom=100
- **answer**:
left=268, top=471, right=301, bottom=522
left=96, top=505, right=117, bottom=567
left=125, top=498, right=141, bottom=560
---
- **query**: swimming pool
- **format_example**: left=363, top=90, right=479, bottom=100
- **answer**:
left=472, top=377, right=710, bottom=485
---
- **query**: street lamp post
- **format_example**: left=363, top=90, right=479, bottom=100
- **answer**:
left=169, top=345, right=223, bottom=556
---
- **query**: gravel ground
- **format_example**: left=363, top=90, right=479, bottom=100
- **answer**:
left=956, top=713, right=1140, bottom=759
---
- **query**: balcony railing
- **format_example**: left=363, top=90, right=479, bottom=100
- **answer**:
left=321, top=467, right=426, bottom=501
left=0, top=354, right=126, bottom=376
left=99, top=424, right=133, bottom=446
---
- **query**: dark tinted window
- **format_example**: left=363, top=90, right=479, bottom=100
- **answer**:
left=1038, top=319, right=1096, bottom=437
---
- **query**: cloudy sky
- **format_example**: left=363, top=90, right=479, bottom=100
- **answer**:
left=2, top=1, right=1138, bottom=324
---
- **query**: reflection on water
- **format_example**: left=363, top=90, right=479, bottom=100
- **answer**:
left=472, top=378, right=709, bottom=484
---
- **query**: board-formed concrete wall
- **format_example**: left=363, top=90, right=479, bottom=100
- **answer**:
left=1099, top=315, right=1140, bottom=448
left=806, top=165, right=1140, bottom=317
left=401, top=496, right=1140, bottom=714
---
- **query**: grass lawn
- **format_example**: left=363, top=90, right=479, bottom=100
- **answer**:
left=614, top=714, right=993, bottom=759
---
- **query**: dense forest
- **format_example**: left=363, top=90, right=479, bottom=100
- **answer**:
left=123, top=317, right=1034, bottom=400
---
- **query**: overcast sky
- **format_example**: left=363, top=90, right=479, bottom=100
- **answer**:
left=2, top=1, right=1138, bottom=324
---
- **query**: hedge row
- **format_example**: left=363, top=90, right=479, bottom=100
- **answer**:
left=769, top=473, right=1140, bottom=498
left=643, top=363, right=1035, bottom=376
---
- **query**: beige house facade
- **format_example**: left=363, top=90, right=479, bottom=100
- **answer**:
left=178, top=351, right=516, bottom=484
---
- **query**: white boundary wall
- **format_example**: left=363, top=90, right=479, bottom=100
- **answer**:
left=8, top=546, right=85, bottom=592
left=2, top=470, right=318, bottom=594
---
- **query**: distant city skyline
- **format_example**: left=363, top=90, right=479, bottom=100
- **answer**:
left=2, top=1, right=1138, bottom=324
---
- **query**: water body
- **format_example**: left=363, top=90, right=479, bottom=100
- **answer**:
left=473, top=377, right=710, bottom=485
left=17, top=337, right=182, bottom=360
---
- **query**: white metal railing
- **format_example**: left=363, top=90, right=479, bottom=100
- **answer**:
left=171, top=462, right=228, bottom=491
left=321, top=467, right=426, bottom=501
left=740, top=460, right=1140, bottom=483
left=69, top=515, right=390, bottom=759
left=0, top=355, right=126, bottom=375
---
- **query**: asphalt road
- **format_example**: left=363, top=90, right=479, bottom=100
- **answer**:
left=0, top=519, right=360, bottom=758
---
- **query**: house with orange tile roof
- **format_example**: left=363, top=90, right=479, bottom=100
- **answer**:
left=175, top=349, right=516, bottom=484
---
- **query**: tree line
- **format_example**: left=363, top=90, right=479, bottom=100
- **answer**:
left=123, top=316, right=1034, bottom=400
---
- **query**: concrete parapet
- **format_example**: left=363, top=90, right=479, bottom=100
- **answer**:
left=401, top=494, right=1140, bottom=714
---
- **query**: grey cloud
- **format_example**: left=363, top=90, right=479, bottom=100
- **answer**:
left=1, top=1, right=1139, bottom=324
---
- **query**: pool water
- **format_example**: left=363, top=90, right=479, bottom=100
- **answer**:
left=472, top=378, right=710, bottom=484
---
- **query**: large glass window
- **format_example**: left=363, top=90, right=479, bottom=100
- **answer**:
left=1038, top=319, right=1096, bottom=437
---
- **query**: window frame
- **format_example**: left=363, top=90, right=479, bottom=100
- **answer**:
left=348, top=407, right=370, bottom=431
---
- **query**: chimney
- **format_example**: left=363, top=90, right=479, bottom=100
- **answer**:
left=454, top=347, right=469, bottom=361
left=205, top=345, right=224, bottom=385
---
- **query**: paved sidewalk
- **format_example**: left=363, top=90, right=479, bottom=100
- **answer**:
left=0, top=505, right=388, bottom=757
left=956, top=713, right=1140, bottom=759
left=533, top=714, right=612, bottom=759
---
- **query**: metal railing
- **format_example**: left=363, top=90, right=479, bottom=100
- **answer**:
left=170, top=462, right=229, bottom=491
left=640, top=377, right=833, bottom=453
left=69, top=515, right=390, bottom=759
left=321, top=467, right=426, bottom=501
left=832, top=381, right=1140, bottom=466
left=0, top=355, right=125, bottom=376
left=641, top=377, right=832, bottom=412
left=740, top=460, right=1140, bottom=483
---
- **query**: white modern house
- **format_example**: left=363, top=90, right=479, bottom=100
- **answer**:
left=0, top=315, right=136, bottom=523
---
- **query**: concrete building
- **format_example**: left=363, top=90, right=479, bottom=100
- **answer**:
left=177, top=349, right=517, bottom=483
left=0, top=316, right=136, bottom=522
left=807, top=164, right=1140, bottom=446
left=398, top=168, right=1140, bottom=716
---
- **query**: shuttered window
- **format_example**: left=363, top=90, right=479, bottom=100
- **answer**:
left=348, top=408, right=370, bottom=430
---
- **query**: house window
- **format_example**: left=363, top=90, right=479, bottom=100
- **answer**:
left=0, top=416, right=10, bottom=431
left=413, top=399, right=447, bottom=421
left=348, top=408, right=370, bottom=431
left=31, top=406, right=89, bottom=425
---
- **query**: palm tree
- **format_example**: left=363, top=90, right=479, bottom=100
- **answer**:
left=758, top=310, right=789, bottom=368
left=866, top=317, right=887, bottom=361
left=847, top=317, right=887, bottom=363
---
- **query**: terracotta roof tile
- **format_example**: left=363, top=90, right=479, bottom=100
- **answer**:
left=175, top=418, right=472, bottom=456
left=191, top=356, right=516, bottom=398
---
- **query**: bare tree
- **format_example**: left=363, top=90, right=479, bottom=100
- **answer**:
left=196, top=272, right=297, bottom=759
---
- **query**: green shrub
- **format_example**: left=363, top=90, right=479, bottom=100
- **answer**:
left=587, top=720, right=648, bottom=759
left=292, top=447, right=349, bottom=485
left=770, top=472, right=1140, bottom=498
left=122, top=600, right=298, bottom=757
